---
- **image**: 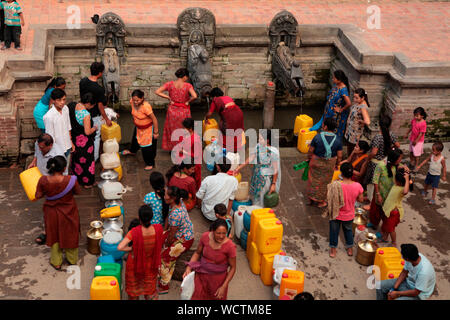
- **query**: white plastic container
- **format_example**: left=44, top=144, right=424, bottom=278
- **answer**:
left=180, top=271, right=196, bottom=300
left=101, top=181, right=126, bottom=200
left=226, top=152, right=240, bottom=171
left=233, top=208, right=245, bottom=239
left=354, top=224, right=368, bottom=244
left=204, top=139, right=222, bottom=172
left=103, top=138, right=119, bottom=154
left=273, top=255, right=298, bottom=272
left=273, top=285, right=280, bottom=300
left=100, top=152, right=120, bottom=170
left=235, top=182, right=249, bottom=201
left=102, top=230, right=122, bottom=245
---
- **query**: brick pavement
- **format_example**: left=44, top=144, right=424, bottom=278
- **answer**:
left=0, top=0, right=449, bottom=63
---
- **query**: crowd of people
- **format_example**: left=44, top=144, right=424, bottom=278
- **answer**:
left=26, top=61, right=441, bottom=300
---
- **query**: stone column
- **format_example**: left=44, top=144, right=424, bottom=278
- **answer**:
left=263, top=81, right=276, bottom=129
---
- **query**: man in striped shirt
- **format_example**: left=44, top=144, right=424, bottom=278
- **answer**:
left=0, top=0, right=24, bottom=51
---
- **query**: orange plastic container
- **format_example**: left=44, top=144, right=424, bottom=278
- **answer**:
left=19, top=167, right=43, bottom=201
left=374, top=247, right=401, bottom=271
left=260, top=250, right=284, bottom=286
left=90, top=276, right=120, bottom=300
left=255, top=218, right=283, bottom=254
left=380, top=258, right=405, bottom=281
left=249, top=208, right=275, bottom=243
left=279, top=269, right=305, bottom=300
left=247, top=241, right=262, bottom=275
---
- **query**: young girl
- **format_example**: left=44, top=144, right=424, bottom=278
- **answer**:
left=416, top=141, right=447, bottom=204
left=33, top=77, right=66, bottom=133
left=340, top=140, right=370, bottom=185
left=144, top=172, right=169, bottom=227
left=166, top=161, right=197, bottom=211
left=405, top=107, right=427, bottom=170
left=380, top=168, right=411, bottom=247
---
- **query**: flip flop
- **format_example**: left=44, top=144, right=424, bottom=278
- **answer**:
left=35, top=233, right=46, bottom=245
left=119, top=150, right=133, bottom=156
left=50, top=263, right=63, bottom=271
left=144, top=166, right=153, bottom=171
left=428, top=199, right=436, bottom=205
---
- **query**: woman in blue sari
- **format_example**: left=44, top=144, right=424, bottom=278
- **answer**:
left=234, top=130, right=281, bottom=207
left=33, top=77, right=66, bottom=133
left=312, top=70, right=351, bottom=139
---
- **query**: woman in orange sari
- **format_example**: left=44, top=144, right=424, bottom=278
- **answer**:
left=118, top=205, right=164, bottom=300
left=155, top=68, right=197, bottom=151
left=121, top=90, right=159, bottom=171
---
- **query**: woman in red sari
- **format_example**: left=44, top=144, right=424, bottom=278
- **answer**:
left=117, top=205, right=164, bottom=300
left=183, top=219, right=237, bottom=300
left=35, top=156, right=81, bottom=271
left=205, top=87, right=244, bottom=152
left=155, top=68, right=197, bottom=151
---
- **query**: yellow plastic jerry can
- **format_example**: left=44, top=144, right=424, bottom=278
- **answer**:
left=297, top=128, right=317, bottom=153
left=255, top=218, right=283, bottom=255
left=202, top=118, right=220, bottom=145
left=100, top=206, right=122, bottom=219
left=20, top=167, right=43, bottom=201
left=260, top=250, right=284, bottom=286
left=248, top=241, right=262, bottom=275
left=249, top=208, right=275, bottom=243
left=101, top=121, right=121, bottom=143
left=279, top=270, right=305, bottom=300
left=90, top=276, right=120, bottom=300
left=293, top=115, right=313, bottom=136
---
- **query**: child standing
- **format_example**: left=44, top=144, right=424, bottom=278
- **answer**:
left=213, top=203, right=234, bottom=239
left=43, top=89, right=74, bottom=169
left=404, top=107, right=427, bottom=170
left=0, top=0, right=25, bottom=51
left=416, top=141, right=447, bottom=204
left=381, top=168, right=411, bottom=247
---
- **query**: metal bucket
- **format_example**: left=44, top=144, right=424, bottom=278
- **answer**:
left=355, top=233, right=379, bottom=266
left=87, top=220, right=103, bottom=255
left=353, top=208, right=368, bottom=234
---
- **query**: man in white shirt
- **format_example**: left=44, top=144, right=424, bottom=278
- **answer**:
left=27, top=133, right=65, bottom=175
left=196, top=157, right=238, bottom=221
left=43, top=88, right=74, bottom=164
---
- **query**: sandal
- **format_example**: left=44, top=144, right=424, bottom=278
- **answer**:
left=50, top=263, right=63, bottom=271
left=35, top=233, right=46, bottom=245
left=144, top=166, right=153, bottom=171
left=119, top=150, right=133, bottom=156
left=329, top=248, right=336, bottom=258
left=428, top=199, right=436, bottom=205
left=346, top=248, right=353, bottom=256
left=317, top=202, right=328, bottom=208
left=420, top=190, right=427, bottom=197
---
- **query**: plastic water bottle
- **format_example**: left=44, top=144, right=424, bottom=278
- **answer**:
left=205, top=138, right=218, bottom=171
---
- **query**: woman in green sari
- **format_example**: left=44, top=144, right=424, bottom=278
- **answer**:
left=234, top=130, right=281, bottom=207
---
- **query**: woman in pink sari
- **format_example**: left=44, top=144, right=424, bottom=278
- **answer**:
left=183, top=219, right=237, bottom=300
left=155, top=68, right=198, bottom=151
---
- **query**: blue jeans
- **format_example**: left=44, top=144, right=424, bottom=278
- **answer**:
left=376, top=278, right=420, bottom=300
left=329, top=219, right=354, bottom=249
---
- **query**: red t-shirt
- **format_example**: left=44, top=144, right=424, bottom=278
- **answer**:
left=336, top=181, right=363, bottom=221
left=168, top=174, right=197, bottom=198
left=410, top=119, right=426, bottom=143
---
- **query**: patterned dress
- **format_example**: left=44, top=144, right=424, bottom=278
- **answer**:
left=345, top=103, right=368, bottom=145
left=144, top=192, right=164, bottom=225
left=249, top=144, right=281, bottom=207
left=323, top=85, right=349, bottom=139
left=69, top=105, right=96, bottom=186
left=161, top=81, right=194, bottom=151
left=159, top=201, right=194, bottom=291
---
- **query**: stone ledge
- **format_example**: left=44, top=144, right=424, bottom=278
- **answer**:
left=0, top=23, right=449, bottom=96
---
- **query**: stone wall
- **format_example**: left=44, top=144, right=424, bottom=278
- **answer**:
left=0, top=23, right=449, bottom=164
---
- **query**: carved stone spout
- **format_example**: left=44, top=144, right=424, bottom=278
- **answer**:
left=187, top=43, right=212, bottom=97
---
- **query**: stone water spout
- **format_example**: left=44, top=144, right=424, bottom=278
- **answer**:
left=96, top=12, right=126, bottom=107
left=177, top=8, right=216, bottom=99
left=269, top=10, right=306, bottom=98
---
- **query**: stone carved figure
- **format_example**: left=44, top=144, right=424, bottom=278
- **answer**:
left=96, top=12, right=125, bottom=106
left=269, top=10, right=298, bottom=55
left=177, top=7, right=216, bottom=57
left=178, top=8, right=215, bottom=98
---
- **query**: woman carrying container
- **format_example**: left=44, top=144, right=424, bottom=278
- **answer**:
left=183, top=219, right=237, bottom=300
left=155, top=68, right=198, bottom=151
left=33, top=77, right=66, bottom=133
left=166, top=160, right=198, bottom=211
left=117, top=205, right=164, bottom=300
left=158, top=186, right=194, bottom=294
left=311, top=70, right=351, bottom=139
left=120, top=90, right=159, bottom=171
left=68, top=94, right=97, bottom=188
left=233, top=130, right=281, bottom=207
left=326, top=163, right=364, bottom=258
left=307, top=118, right=343, bottom=208
left=35, top=156, right=81, bottom=271
left=204, top=87, right=245, bottom=152
left=344, top=88, right=371, bottom=155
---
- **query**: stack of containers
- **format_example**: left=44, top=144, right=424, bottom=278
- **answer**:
left=90, top=124, right=125, bottom=300
left=235, top=205, right=261, bottom=249
left=294, top=115, right=316, bottom=154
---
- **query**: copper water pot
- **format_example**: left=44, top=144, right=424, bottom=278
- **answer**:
left=355, top=233, right=379, bottom=266
left=87, top=220, right=103, bottom=255
left=353, top=208, right=368, bottom=234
